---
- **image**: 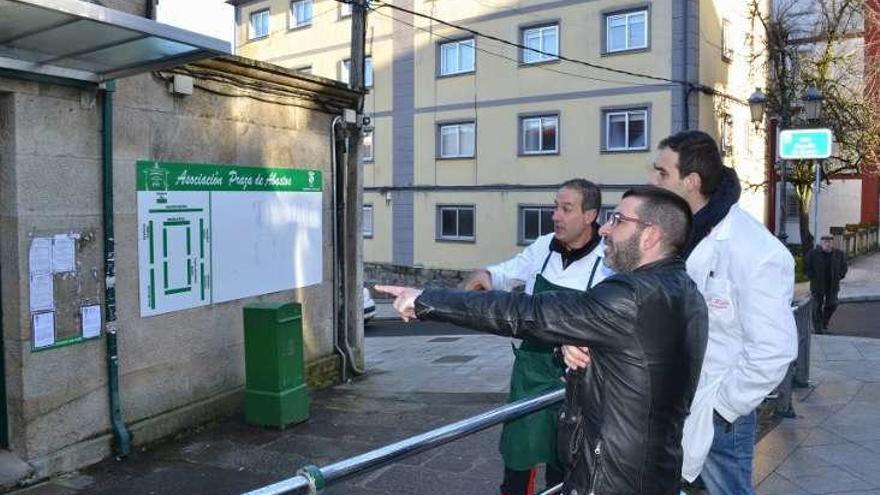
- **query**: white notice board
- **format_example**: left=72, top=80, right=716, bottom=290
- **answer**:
left=137, top=161, right=323, bottom=317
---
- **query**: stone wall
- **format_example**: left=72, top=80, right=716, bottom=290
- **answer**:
left=365, top=262, right=470, bottom=297
left=0, top=58, right=359, bottom=479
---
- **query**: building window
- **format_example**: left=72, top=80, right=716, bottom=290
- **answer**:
left=721, top=18, right=733, bottom=62
left=604, top=108, right=648, bottom=151
left=784, top=185, right=800, bottom=220
left=363, top=205, right=374, bottom=238
left=249, top=9, right=270, bottom=40
left=605, top=9, right=648, bottom=53
left=437, top=205, right=475, bottom=241
left=519, top=206, right=554, bottom=244
left=294, top=65, right=312, bottom=75
left=340, top=58, right=372, bottom=87
left=290, top=0, right=312, bottom=28
left=362, top=129, right=374, bottom=162
left=520, top=115, right=558, bottom=155
left=365, top=56, right=373, bottom=87
left=521, top=24, right=559, bottom=64
left=438, top=122, right=476, bottom=158
left=340, top=2, right=351, bottom=18
left=439, top=38, right=475, bottom=76
left=721, top=113, right=733, bottom=155
left=339, top=59, right=350, bottom=84
left=598, top=206, right=615, bottom=224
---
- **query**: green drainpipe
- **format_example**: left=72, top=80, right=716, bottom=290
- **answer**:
left=101, top=80, right=131, bottom=458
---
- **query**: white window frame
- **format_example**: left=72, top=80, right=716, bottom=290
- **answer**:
left=721, top=18, right=733, bottom=61
left=520, top=115, right=559, bottom=155
left=519, top=205, right=554, bottom=244
left=362, top=129, right=374, bottom=162
left=605, top=9, right=648, bottom=53
left=437, top=205, right=476, bottom=241
left=604, top=109, right=648, bottom=151
left=721, top=113, right=733, bottom=155
left=339, top=59, right=350, bottom=84
left=290, top=0, right=312, bottom=28
left=340, top=58, right=372, bottom=87
left=249, top=9, right=270, bottom=40
left=339, top=2, right=352, bottom=18
left=439, top=38, right=476, bottom=76
left=521, top=24, right=559, bottom=64
left=365, top=56, right=373, bottom=88
left=362, top=204, right=374, bottom=238
left=438, top=122, right=476, bottom=159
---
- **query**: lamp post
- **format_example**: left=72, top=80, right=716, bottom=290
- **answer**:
left=802, top=85, right=825, bottom=246
left=749, top=88, right=789, bottom=242
left=749, top=86, right=825, bottom=246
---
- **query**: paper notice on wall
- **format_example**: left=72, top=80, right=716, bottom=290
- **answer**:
left=52, top=234, right=76, bottom=273
left=81, top=305, right=102, bottom=339
left=29, top=237, right=52, bottom=276
left=29, top=274, right=54, bottom=312
left=33, top=311, right=55, bottom=349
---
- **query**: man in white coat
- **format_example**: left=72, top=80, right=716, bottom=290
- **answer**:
left=651, top=130, right=797, bottom=494
left=564, top=130, right=797, bottom=494
left=463, top=178, right=611, bottom=495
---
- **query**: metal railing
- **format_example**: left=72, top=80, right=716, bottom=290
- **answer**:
left=245, top=299, right=817, bottom=494
left=243, top=389, right=564, bottom=495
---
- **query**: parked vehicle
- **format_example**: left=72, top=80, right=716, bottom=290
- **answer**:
left=363, top=287, right=376, bottom=323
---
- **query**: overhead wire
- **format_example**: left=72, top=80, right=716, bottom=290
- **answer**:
left=367, top=0, right=685, bottom=85
left=367, top=6, right=662, bottom=87
left=345, top=0, right=751, bottom=104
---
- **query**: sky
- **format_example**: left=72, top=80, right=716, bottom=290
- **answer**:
left=156, top=0, right=235, bottom=49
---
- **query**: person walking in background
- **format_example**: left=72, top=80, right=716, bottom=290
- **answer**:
left=804, top=235, right=848, bottom=333
left=461, top=179, right=610, bottom=495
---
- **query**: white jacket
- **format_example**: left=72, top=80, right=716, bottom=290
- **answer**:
left=486, top=233, right=611, bottom=294
left=681, top=205, right=798, bottom=481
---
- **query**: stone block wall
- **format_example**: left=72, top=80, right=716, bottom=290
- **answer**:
left=0, top=59, right=358, bottom=479
left=364, top=262, right=470, bottom=298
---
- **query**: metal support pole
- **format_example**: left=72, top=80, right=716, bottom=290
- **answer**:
left=812, top=160, right=822, bottom=241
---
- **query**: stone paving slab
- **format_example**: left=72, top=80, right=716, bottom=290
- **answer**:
left=756, top=335, right=880, bottom=495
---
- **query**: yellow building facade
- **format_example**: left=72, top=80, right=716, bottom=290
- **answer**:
left=231, top=0, right=769, bottom=269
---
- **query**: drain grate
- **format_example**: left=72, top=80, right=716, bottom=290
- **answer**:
left=428, top=337, right=462, bottom=343
left=432, top=355, right=477, bottom=364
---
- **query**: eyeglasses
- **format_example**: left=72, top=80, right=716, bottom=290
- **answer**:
left=605, top=212, right=653, bottom=228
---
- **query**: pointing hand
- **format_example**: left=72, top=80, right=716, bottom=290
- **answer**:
left=374, top=285, right=423, bottom=322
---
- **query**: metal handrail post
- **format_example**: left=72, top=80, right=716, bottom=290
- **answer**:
left=243, top=389, right=565, bottom=495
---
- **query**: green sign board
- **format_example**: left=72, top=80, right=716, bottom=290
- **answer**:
left=778, top=128, right=833, bottom=160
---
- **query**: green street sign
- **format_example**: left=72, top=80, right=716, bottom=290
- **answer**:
left=778, top=128, right=833, bottom=160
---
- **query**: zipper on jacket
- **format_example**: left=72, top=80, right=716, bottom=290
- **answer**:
left=589, top=440, right=602, bottom=495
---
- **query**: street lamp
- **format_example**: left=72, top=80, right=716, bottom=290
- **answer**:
left=748, top=88, right=767, bottom=128
left=748, top=86, right=825, bottom=245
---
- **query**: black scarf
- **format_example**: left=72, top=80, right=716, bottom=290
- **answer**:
left=682, top=167, right=741, bottom=259
left=550, top=223, right=601, bottom=269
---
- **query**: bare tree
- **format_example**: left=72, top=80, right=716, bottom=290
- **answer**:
left=749, top=0, right=880, bottom=251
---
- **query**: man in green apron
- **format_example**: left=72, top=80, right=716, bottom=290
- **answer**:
left=463, top=179, right=611, bottom=495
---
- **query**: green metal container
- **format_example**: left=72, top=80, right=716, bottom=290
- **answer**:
left=243, top=302, right=309, bottom=428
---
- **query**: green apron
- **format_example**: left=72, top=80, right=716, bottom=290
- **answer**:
left=499, top=251, right=601, bottom=470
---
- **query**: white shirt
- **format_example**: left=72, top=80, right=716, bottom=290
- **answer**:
left=681, top=205, right=798, bottom=481
left=486, top=233, right=611, bottom=294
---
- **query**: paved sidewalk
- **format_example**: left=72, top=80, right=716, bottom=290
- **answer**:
left=838, top=251, right=880, bottom=302
left=755, top=335, right=880, bottom=495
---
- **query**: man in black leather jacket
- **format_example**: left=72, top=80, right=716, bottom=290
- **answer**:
left=377, top=186, right=708, bottom=495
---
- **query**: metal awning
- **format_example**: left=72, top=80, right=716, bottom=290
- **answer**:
left=0, top=0, right=230, bottom=84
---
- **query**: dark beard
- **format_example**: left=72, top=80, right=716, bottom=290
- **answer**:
left=605, top=234, right=641, bottom=272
